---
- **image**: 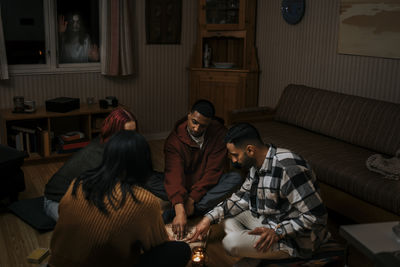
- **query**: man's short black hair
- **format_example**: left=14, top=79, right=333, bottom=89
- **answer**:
left=191, top=99, right=215, bottom=118
left=224, top=123, right=264, bottom=148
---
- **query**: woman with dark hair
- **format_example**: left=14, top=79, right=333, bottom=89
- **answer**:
left=58, top=12, right=99, bottom=63
left=44, top=107, right=138, bottom=221
left=48, top=131, right=191, bottom=267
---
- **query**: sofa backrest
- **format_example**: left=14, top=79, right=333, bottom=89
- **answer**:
left=275, top=84, right=400, bottom=156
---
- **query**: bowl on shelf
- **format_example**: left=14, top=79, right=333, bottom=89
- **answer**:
left=212, top=62, right=235, bottom=69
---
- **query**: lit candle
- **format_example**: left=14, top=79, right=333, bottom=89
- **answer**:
left=191, top=246, right=205, bottom=267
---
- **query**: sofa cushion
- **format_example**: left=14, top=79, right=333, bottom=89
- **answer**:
left=275, top=84, right=400, bottom=156
left=253, top=120, right=400, bottom=216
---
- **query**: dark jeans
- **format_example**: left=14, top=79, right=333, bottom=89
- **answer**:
left=137, top=241, right=191, bottom=267
left=145, top=171, right=243, bottom=213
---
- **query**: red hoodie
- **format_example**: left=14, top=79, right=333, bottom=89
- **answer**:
left=164, top=117, right=227, bottom=206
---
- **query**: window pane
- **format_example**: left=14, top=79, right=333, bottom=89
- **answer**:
left=1, top=0, right=46, bottom=65
left=57, top=0, right=99, bottom=64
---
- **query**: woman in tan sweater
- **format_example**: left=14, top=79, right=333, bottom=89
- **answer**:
left=49, top=130, right=191, bottom=267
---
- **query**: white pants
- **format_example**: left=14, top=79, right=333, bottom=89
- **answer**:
left=222, top=210, right=290, bottom=259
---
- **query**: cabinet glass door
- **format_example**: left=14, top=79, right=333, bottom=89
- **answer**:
left=201, top=0, right=244, bottom=30
left=206, top=0, right=239, bottom=24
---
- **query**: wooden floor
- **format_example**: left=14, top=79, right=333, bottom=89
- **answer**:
left=0, top=140, right=238, bottom=267
left=0, top=139, right=372, bottom=267
left=0, top=159, right=63, bottom=267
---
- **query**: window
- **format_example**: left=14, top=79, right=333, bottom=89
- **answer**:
left=1, top=0, right=100, bottom=74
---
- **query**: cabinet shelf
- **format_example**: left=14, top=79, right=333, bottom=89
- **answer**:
left=0, top=104, right=115, bottom=161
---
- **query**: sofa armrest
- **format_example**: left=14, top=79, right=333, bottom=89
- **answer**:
left=228, top=106, right=276, bottom=125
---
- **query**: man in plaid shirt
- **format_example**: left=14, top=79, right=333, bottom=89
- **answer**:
left=190, top=123, right=330, bottom=265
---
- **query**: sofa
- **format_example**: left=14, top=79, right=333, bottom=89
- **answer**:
left=229, top=84, right=400, bottom=223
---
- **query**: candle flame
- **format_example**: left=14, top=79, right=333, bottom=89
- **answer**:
left=193, top=256, right=201, bottom=262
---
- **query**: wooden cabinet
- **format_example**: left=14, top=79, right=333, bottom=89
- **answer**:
left=190, top=69, right=258, bottom=121
left=0, top=104, right=115, bottom=161
left=189, top=0, right=258, bottom=124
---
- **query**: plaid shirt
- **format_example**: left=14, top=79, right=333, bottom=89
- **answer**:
left=206, top=144, right=330, bottom=258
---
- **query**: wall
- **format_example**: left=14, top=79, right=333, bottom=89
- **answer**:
left=256, top=0, right=400, bottom=108
left=2, top=0, right=400, bottom=136
left=0, top=0, right=197, bottom=137
left=2, top=0, right=44, bottom=41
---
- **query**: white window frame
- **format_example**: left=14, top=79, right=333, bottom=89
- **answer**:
left=7, top=0, right=101, bottom=76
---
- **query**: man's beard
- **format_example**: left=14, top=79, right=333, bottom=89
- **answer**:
left=232, top=154, right=256, bottom=170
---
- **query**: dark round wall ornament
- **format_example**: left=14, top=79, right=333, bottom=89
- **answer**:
left=281, top=0, right=305, bottom=25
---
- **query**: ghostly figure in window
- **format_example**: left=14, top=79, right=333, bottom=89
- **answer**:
left=58, top=13, right=99, bottom=63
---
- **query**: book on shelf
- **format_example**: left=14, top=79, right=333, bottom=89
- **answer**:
left=15, top=132, right=24, bottom=151
left=60, top=131, right=85, bottom=142
left=9, top=126, right=51, bottom=157
left=57, top=136, right=88, bottom=145
left=57, top=137, right=90, bottom=153
left=59, top=140, right=90, bottom=151
left=11, top=125, right=36, bottom=134
left=25, top=132, right=31, bottom=154
left=10, top=131, right=27, bottom=152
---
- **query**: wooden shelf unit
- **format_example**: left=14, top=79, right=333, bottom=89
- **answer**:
left=0, top=104, right=115, bottom=160
left=189, top=0, right=259, bottom=124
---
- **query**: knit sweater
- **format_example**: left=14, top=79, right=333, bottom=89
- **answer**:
left=45, top=137, right=104, bottom=202
left=49, top=182, right=168, bottom=267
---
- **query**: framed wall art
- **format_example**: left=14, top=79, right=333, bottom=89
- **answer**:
left=146, top=0, right=182, bottom=44
left=338, top=0, right=400, bottom=59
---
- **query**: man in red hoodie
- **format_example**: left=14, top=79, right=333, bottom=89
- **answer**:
left=146, top=100, right=242, bottom=239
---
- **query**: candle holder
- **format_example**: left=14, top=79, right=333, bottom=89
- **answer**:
left=191, top=246, right=206, bottom=267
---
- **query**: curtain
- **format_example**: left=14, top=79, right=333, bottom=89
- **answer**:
left=101, top=0, right=135, bottom=76
left=0, top=5, right=9, bottom=80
